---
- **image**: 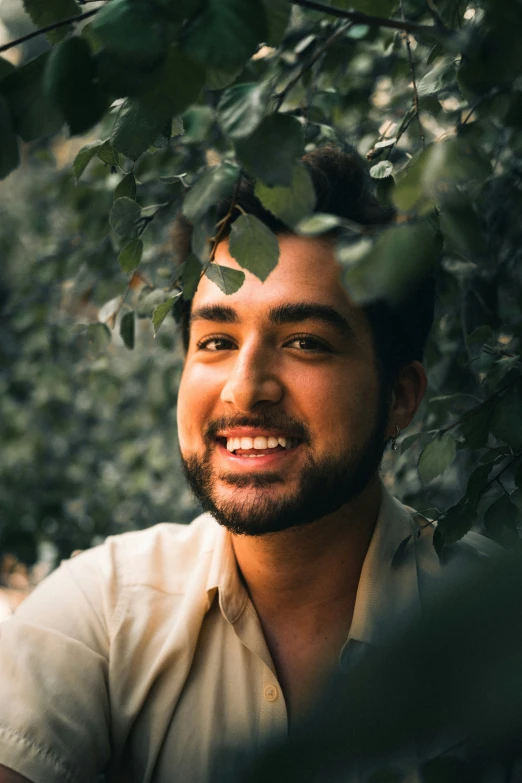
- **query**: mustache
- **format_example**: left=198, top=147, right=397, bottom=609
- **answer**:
left=205, top=414, right=310, bottom=443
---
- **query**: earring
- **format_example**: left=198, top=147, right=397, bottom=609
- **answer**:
left=391, top=424, right=401, bottom=451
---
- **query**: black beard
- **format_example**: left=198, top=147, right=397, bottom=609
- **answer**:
left=180, top=402, right=389, bottom=537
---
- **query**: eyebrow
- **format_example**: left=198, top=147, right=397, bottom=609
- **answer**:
left=190, top=302, right=355, bottom=339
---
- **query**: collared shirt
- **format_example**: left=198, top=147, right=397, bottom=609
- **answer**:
left=0, top=487, right=495, bottom=783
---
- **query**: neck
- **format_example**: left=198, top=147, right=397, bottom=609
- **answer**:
left=231, top=475, right=382, bottom=623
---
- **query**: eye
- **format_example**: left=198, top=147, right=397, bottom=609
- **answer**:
left=284, top=334, right=331, bottom=353
left=196, top=335, right=236, bottom=352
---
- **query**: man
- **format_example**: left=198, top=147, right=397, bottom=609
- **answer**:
left=0, top=147, right=489, bottom=783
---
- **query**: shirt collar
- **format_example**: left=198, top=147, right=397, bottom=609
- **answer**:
left=205, top=522, right=249, bottom=624
left=347, top=483, right=437, bottom=649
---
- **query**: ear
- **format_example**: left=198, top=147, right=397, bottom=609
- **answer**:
left=385, top=361, right=427, bottom=439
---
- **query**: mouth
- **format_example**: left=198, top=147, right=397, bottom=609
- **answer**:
left=213, top=432, right=303, bottom=467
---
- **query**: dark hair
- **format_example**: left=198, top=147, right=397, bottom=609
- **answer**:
left=173, top=145, right=435, bottom=387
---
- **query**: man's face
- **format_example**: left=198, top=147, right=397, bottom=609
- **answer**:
left=177, top=234, right=390, bottom=536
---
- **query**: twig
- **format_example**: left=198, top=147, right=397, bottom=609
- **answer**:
left=400, top=0, right=425, bottom=149
left=208, top=175, right=242, bottom=264
left=274, top=21, right=352, bottom=111
left=290, top=0, right=443, bottom=36
left=0, top=8, right=99, bottom=54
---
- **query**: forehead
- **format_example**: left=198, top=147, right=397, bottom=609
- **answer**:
left=191, top=234, right=368, bottom=333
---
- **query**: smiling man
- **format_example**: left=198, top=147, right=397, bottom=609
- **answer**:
left=0, top=147, right=486, bottom=783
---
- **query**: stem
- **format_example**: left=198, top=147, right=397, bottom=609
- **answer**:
left=400, top=0, right=425, bottom=149
left=274, top=21, right=352, bottom=111
left=290, top=0, right=444, bottom=36
left=0, top=8, right=99, bottom=54
left=208, top=175, right=242, bottom=263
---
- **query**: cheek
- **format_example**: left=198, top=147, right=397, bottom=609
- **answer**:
left=176, top=363, right=222, bottom=448
left=300, top=365, right=380, bottom=440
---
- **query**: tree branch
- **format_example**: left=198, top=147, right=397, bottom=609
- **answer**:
left=0, top=8, right=99, bottom=54
left=400, top=0, right=425, bottom=148
left=274, top=20, right=352, bottom=111
left=290, top=0, right=444, bottom=36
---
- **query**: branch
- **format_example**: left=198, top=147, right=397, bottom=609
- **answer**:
left=290, top=0, right=444, bottom=36
left=274, top=20, right=352, bottom=111
left=400, top=0, right=425, bottom=148
left=0, top=8, right=99, bottom=54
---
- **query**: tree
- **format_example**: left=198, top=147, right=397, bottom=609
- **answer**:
left=0, top=0, right=521, bottom=564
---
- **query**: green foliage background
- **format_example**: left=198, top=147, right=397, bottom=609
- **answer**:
left=1, top=0, right=522, bottom=570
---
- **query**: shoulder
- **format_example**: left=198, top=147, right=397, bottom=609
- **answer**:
left=79, top=513, right=223, bottom=593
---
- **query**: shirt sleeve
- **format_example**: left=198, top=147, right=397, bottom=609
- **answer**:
left=0, top=550, right=112, bottom=783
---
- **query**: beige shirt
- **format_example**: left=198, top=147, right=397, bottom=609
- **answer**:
left=0, top=487, right=493, bottom=783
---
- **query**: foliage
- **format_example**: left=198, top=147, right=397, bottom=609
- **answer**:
left=1, top=1, right=522, bottom=571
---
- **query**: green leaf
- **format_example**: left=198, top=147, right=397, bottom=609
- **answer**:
left=111, top=48, right=205, bottom=160
left=110, top=197, right=141, bottom=237
left=296, top=213, right=343, bottom=236
left=328, top=0, right=396, bottom=13
left=370, top=161, right=393, bottom=179
left=152, top=295, right=181, bottom=335
left=73, top=141, right=102, bottom=182
left=97, top=139, right=120, bottom=167
left=484, top=494, right=520, bottom=544
left=218, top=82, right=268, bottom=140
left=44, top=37, right=107, bottom=135
left=514, top=459, right=522, bottom=490
left=91, top=0, right=169, bottom=67
left=262, top=0, right=291, bottom=46
left=0, top=53, right=62, bottom=142
left=490, top=387, right=522, bottom=452
left=115, top=172, right=137, bottom=201
left=205, top=64, right=243, bottom=90
left=182, top=162, right=240, bottom=222
left=0, top=95, right=19, bottom=179
left=235, top=113, right=303, bottom=186
left=182, top=0, right=268, bottom=69
left=228, top=214, right=280, bottom=281
left=340, top=222, right=442, bottom=305
left=417, top=58, right=456, bottom=97
left=118, top=238, right=143, bottom=273
left=151, top=0, right=204, bottom=21
left=205, top=263, right=245, bottom=294
left=0, top=58, right=16, bottom=83
left=254, top=164, right=316, bottom=227
left=120, top=311, right=135, bottom=349
left=418, top=433, right=457, bottom=483
left=79, top=322, right=112, bottom=359
left=182, top=254, right=203, bottom=300
left=466, top=463, right=493, bottom=509
left=393, top=138, right=491, bottom=213
left=459, top=399, right=495, bottom=449
left=400, top=432, right=422, bottom=455
left=439, top=196, right=485, bottom=261
left=181, top=106, right=213, bottom=144
left=22, top=0, right=82, bottom=44
left=437, top=497, right=475, bottom=546
left=467, top=325, right=493, bottom=345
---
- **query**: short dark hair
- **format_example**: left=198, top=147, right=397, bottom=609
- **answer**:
left=173, top=145, right=435, bottom=387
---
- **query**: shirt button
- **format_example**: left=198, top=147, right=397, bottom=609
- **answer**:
left=264, top=684, right=278, bottom=702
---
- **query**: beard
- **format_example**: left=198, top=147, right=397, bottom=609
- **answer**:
left=180, top=401, right=389, bottom=537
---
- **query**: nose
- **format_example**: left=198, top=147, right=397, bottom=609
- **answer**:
left=220, top=339, right=283, bottom=412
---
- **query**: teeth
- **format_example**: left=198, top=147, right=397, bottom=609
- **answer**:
left=225, top=435, right=297, bottom=452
